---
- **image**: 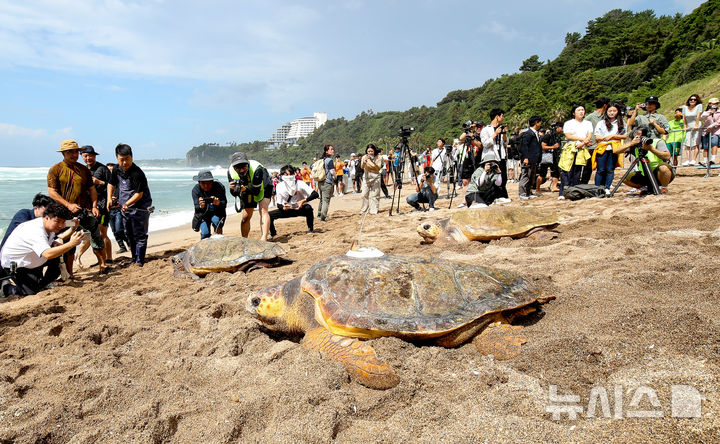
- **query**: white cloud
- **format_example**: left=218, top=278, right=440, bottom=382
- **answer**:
left=0, top=123, right=47, bottom=137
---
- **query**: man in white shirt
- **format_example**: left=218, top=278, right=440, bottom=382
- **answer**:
left=268, top=165, right=319, bottom=238
left=1, top=202, right=84, bottom=296
left=480, top=108, right=511, bottom=203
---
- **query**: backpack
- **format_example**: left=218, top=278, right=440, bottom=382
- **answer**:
left=562, top=184, right=607, bottom=200
left=311, top=159, right=326, bottom=182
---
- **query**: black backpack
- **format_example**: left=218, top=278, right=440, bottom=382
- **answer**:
left=563, top=184, right=606, bottom=200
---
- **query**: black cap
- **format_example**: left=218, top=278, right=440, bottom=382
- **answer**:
left=645, top=96, right=660, bottom=107
left=80, top=145, right=99, bottom=155
left=192, top=170, right=214, bottom=181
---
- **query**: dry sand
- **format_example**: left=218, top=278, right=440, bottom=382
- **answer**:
left=1, top=169, right=719, bottom=443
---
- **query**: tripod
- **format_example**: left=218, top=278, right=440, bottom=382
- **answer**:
left=608, top=148, right=661, bottom=197
left=389, top=135, right=421, bottom=216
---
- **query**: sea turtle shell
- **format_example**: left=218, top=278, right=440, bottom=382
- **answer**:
left=418, top=207, right=559, bottom=243
left=300, top=254, right=542, bottom=339
left=172, top=236, right=287, bottom=277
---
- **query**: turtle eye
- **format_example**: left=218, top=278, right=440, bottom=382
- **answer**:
left=251, top=297, right=261, bottom=307
left=423, top=224, right=431, bottom=230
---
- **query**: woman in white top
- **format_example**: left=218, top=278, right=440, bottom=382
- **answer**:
left=560, top=104, right=594, bottom=196
left=681, top=94, right=703, bottom=166
left=593, top=103, right=626, bottom=190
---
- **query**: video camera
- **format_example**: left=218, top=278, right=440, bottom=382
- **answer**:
left=398, top=126, right=415, bottom=138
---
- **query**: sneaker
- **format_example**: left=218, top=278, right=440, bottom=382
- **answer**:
left=529, top=194, right=538, bottom=199
left=456, top=203, right=466, bottom=208
left=689, top=160, right=696, bottom=166
left=558, top=196, right=565, bottom=200
left=469, top=203, right=487, bottom=209
left=605, top=188, right=612, bottom=195
left=496, top=197, right=512, bottom=204
left=519, top=195, right=530, bottom=200
left=428, top=208, right=435, bottom=212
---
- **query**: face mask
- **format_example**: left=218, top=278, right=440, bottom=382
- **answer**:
left=368, top=154, right=375, bottom=159
left=282, top=175, right=297, bottom=193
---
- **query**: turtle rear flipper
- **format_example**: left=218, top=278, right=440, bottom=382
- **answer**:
left=473, top=322, right=527, bottom=360
left=301, top=327, right=399, bottom=390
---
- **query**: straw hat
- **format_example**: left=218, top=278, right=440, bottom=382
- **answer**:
left=57, top=140, right=80, bottom=152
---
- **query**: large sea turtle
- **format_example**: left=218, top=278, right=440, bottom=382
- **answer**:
left=246, top=254, right=553, bottom=389
left=417, top=206, right=559, bottom=244
left=172, top=235, right=289, bottom=278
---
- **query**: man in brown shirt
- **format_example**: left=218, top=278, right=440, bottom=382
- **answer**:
left=47, top=140, right=107, bottom=275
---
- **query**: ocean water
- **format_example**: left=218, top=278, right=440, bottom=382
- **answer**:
left=0, top=164, right=240, bottom=241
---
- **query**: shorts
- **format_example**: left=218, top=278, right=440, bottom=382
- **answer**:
left=334, top=175, right=343, bottom=185
left=666, top=142, right=682, bottom=156
left=626, top=162, right=675, bottom=187
left=461, top=156, right=481, bottom=180
left=701, top=134, right=720, bottom=150
left=537, top=163, right=560, bottom=179
left=97, top=208, right=109, bottom=226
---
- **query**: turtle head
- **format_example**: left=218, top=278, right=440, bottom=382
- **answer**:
left=417, top=221, right=442, bottom=244
left=247, top=276, right=315, bottom=334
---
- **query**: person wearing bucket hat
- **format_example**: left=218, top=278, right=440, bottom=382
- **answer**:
left=227, top=152, right=272, bottom=241
left=191, top=170, right=227, bottom=239
left=79, top=145, right=113, bottom=265
left=627, top=95, right=669, bottom=140
left=464, top=151, right=503, bottom=208
left=47, top=140, right=107, bottom=276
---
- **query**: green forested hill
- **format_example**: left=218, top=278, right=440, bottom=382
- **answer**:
left=187, top=0, right=720, bottom=166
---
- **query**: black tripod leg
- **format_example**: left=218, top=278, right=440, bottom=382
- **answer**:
left=608, top=157, right=640, bottom=197
left=641, top=158, right=662, bottom=195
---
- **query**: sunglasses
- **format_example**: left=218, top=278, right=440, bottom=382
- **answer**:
left=690, top=98, right=698, bottom=101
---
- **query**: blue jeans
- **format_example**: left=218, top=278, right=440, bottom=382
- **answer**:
left=200, top=215, right=222, bottom=239
left=406, top=188, right=437, bottom=209
left=109, top=209, right=128, bottom=247
left=124, top=210, right=150, bottom=265
left=701, top=133, right=720, bottom=150
left=594, top=150, right=616, bottom=189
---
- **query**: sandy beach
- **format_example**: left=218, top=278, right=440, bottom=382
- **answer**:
left=1, top=169, right=719, bottom=442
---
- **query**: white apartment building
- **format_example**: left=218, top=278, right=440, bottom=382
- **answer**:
left=267, top=112, right=327, bottom=149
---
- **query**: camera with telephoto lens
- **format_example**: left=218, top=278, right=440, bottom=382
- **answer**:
left=462, top=120, right=475, bottom=131
left=398, top=126, right=415, bottom=138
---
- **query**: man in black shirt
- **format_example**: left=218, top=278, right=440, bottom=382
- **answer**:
left=80, top=145, right=113, bottom=263
left=537, top=125, right=563, bottom=193
left=107, top=144, right=153, bottom=266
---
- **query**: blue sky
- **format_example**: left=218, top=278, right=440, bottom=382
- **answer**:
left=0, top=0, right=704, bottom=166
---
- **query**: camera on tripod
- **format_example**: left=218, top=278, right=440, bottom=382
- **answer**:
left=398, top=126, right=415, bottom=138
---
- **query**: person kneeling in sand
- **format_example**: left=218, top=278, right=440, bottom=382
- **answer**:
left=1, top=202, right=84, bottom=296
left=465, top=153, right=503, bottom=208
left=191, top=170, right=227, bottom=239
left=614, top=126, right=674, bottom=192
left=269, top=165, right=318, bottom=238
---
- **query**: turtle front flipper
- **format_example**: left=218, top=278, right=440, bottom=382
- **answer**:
left=301, top=327, right=399, bottom=390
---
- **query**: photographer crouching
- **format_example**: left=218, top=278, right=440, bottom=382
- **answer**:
left=191, top=170, right=227, bottom=239
left=465, top=153, right=503, bottom=208
left=614, top=126, right=674, bottom=193
left=406, top=167, right=438, bottom=212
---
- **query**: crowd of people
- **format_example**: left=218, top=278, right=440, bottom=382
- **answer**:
left=1, top=141, right=152, bottom=297
left=2, top=93, right=718, bottom=298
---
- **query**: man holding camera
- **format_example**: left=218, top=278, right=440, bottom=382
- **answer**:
left=457, top=121, right=484, bottom=207
left=518, top=116, right=543, bottom=199
left=465, top=153, right=503, bottom=208
left=614, top=126, right=674, bottom=191
left=1, top=201, right=84, bottom=296
left=47, top=140, right=106, bottom=275
left=191, top=170, right=227, bottom=239
left=269, top=165, right=319, bottom=238
left=537, top=124, right=562, bottom=193
left=480, top=109, right=511, bottom=203
left=228, top=152, right=272, bottom=240
left=406, top=166, right=438, bottom=212
left=627, top=96, right=669, bottom=140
